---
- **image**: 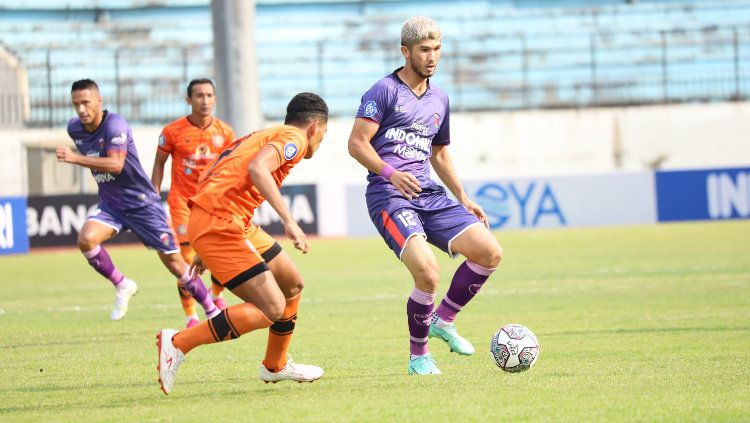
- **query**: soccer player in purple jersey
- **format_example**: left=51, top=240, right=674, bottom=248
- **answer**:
left=56, top=79, right=220, bottom=321
left=347, top=17, right=503, bottom=375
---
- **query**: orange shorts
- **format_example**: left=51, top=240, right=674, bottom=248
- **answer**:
left=187, top=206, right=282, bottom=289
left=169, top=203, right=191, bottom=244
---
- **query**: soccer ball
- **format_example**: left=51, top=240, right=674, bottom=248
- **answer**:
left=490, top=324, right=540, bottom=372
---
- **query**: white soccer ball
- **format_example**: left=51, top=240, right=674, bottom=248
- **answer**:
left=490, top=324, right=540, bottom=372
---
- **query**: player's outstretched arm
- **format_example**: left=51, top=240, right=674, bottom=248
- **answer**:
left=347, top=118, right=422, bottom=199
left=430, top=145, right=487, bottom=225
left=56, top=146, right=126, bottom=174
left=248, top=145, right=310, bottom=253
left=151, top=149, right=170, bottom=191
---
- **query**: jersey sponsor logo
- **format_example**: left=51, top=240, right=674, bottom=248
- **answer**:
left=410, top=121, right=429, bottom=134
left=111, top=133, right=127, bottom=145
left=363, top=100, right=377, bottom=118
left=395, top=104, right=407, bottom=113
left=93, top=172, right=116, bottom=183
left=158, top=134, right=166, bottom=147
left=212, top=135, right=225, bottom=148
left=384, top=127, right=430, bottom=162
left=74, top=139, right=83, bottom=146
left=283, top=143, right=299, bottom=161
left=433, top=113, right=441, bottom=128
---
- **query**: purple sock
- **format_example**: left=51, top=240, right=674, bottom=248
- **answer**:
left=435, top=260, right=495, bottom=323
left=179, top=271, right=218, bottom=317
left=83, top=245, right=125, bottom=287
left=407, top=288, right=435, bottom=356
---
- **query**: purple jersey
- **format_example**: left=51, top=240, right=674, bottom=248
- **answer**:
left=67, top=111, right=160, bottom=210
left=356, top=68, right=451, bottom=195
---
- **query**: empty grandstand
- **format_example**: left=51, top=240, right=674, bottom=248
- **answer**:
left=0, top=0, right=749, bottom=126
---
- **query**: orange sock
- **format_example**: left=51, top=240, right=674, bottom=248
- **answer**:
left=178, top=245, right=198, bottom=316
left=172, top=302, right=273, bottom=354
left=177, top=282, right=197, bottom=317
left=262, top=294, right=301, bottom=372
left=210, top=275, right=224, bottom=298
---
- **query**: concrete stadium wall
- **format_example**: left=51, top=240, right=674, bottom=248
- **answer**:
left=2, top=102, right=750, bottom=196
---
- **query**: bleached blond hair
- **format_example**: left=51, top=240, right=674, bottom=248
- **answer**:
left=401, top=16, right=441, bottom=48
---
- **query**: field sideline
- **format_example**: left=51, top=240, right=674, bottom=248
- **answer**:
left=1, top=221, right=748, bottom=422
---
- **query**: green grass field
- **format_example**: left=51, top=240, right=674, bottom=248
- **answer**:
left=1, top=221, right=749, bottom=422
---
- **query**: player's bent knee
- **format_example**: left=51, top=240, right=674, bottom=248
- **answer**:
left=263, top=299, right=285, bottom=322
left=414, top=267, right=440, bottom=292
left=487, top=245, right=503, bottom=269
left=77, top=233, right=98, bottom=252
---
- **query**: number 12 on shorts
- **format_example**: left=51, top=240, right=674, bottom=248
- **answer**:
left=396, top=211, right=418, bottom=227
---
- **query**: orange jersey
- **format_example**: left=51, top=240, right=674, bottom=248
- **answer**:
left=158, top=116, right=235, bottom=209
left=189, top=125, right=308, bottom=226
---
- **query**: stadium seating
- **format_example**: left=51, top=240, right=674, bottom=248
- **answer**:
left=0, top=0, right=748, bottom=125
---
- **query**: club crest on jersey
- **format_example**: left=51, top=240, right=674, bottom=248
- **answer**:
left=364, top=100, right=377, bottom=118
left=212, top=135, right=224, bottom=148
left=158, top=134, right=166, bottom=147
left=185, top=168, right=192, bottom=175
left=283, top=143, right=299, bottom=160
left=177, top=224, right=187, bottom=235
left=433, top=113, right=441, bottom=128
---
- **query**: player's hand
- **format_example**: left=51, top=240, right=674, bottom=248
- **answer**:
left=463, top=199, right=489, bottom=228
left=284, top=221, right=310, bottom=254
left=190, top=255, right=206, bottom=278
left=389, top=170, right=422, bottom=200
left=56, top=146, right=78, bottom=164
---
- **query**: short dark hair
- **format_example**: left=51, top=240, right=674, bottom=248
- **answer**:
left=284, top=93, right=328, bottom=125
left=187, top=78, right=215, bottom=98
left=71, top=79, right=99, bottom=93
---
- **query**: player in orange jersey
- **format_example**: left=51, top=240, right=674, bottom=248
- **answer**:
left=156, top=93, right=329, bottom=394
left=151, top=78, right=236, bottom=328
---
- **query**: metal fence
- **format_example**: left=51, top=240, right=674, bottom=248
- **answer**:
left=13, top=23, right=750, bottom=127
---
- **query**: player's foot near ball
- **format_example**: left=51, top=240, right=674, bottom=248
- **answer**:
left=156, top=329, right=184, bottom=395
left=110, top=279, right=137, bottom=321
left=408, top=354, right=442, bottom=375
left=429, top=321, right=475, bottom=355
left=259, top=357, right=323, bottom=383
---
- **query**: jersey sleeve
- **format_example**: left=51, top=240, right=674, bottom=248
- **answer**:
left=157, top=126, right=174, bottom=153
left=105, top=115, right=131, bottom=155
left=267, top=131, right=307, bottom=169
left=433, top=97, right=451, bottom=146
left=356, top=81, right=393, bottom=125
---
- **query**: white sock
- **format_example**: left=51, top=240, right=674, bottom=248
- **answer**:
left=433, top=315, right=451, bottom=328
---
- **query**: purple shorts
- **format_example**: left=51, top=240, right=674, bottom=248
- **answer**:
left=367, top=185, right=481, bottom=259
left=87, top=201, right=179, bottom=253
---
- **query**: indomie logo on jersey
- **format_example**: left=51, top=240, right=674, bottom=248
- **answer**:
left=384, top=127, right=430, bottom=162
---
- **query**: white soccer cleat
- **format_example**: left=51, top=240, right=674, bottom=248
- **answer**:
left=110, top=279, right=137, bottom=321
left=259, top=357, right=324, bottom=383
left=156, top=329, right=184, bottom=395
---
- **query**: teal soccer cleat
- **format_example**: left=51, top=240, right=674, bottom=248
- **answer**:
left=429, top=321, right=476, bottom=356
left=408, top=354, right=442, bottom=375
